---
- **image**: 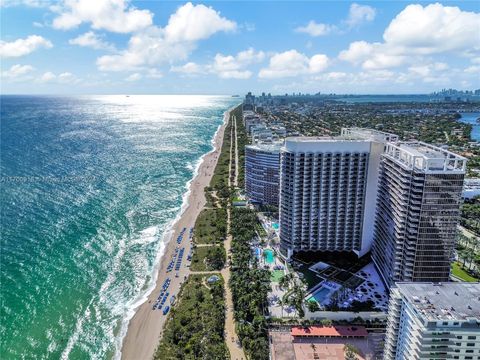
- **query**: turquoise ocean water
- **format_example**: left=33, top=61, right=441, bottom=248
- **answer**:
left=0, top=95, right=238, bottom=359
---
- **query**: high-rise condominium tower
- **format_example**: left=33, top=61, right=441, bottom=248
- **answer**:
left=384, top=282, right=480, bottom=360
left=279, top=129, right=398, bottom=258
left=245, top=141, right=282, bottom=206
left=372, top=142, right=466, bottom=287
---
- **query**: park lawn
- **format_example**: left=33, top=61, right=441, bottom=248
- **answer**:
left=191, top=245, right=226, bottom=272
left=154, top=274, right=227, bottom=360
left=190, top=246, right=211, bottom=271
left=271, top=270, right=284, bottom=283
left=193, top=208, right=227, bottom=244
left=451, top=262, right=479, bottom=282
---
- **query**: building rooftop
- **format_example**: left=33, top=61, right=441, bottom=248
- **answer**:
left=246, top=140, right=283, bottom=153
left=396, top=282, right=480, bottom=322
left=341, top=127, right=399, bottom=143
left=384, top=141, right=467, bottom=173
left=285, top=136, right=372, bottom=143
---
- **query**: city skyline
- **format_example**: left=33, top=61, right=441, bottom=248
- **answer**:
left=1, top=0, right=480, bottom=95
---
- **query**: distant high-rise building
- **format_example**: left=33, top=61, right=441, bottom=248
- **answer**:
left=279, top=128, right=397, bottom=258
left=243, top=92, right=255, bottom=111
left=245, top=141, right=282, bottom=206
left=372, top=142, right=466, bottom=287
left=384, top=282, right=480, bottom=360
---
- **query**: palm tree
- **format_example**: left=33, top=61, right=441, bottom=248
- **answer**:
left=344, top=344, right=359, bottom=360
left=278, top=299, right=284, bottom=318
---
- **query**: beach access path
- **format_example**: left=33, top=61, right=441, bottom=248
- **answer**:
left=121, top=111, right=230, bottom=360
left=220, top=113, right=246, bottom=360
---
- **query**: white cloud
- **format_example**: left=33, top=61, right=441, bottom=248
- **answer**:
left=210, top=48, right=264, bottom=79
left=0, top=35, right=52, bottom=58
left=0, top=0, right=46, bottom=7
left=96, top=2, right=237, bottom=72
left=52, top=0, right=153, bottom=33
left=309, top=54, right=330, bottom=73
left=338, top=40, right=406, bottom=70
left=170, top=62, right=204, bottom=75
left=39, top=71, right=56, bottom=82
left=58, top=72, right=76, bottom=83
left=164, top=2, right=236, bottom=42
left=1, top=64, right=34, bottom=78
left=146, top=68, right=162, bottom=79
left=408, top=62, right=449, bottom=77
left=464, top=65, right=480, bottom=74
left=125, top=73, right=142, bottom=81
left=338, top=41, right=374, bottom=65
left=325, top=72, right=348, bottom=80
left=383, top=3, right=480, bottom=55
left=295, top=21, right=334, bottom=37
left=339, top=3, right=480, bottom=70
left=259, top=50, right=329, bottom=79
left=38, top=71, right=80, bottom=84
left=170, top=48, right=264, bottom=79
left=296, top=3, right=375, bottom=37
left=345, top=3, right=376, bottom=28
left=69, top=31, right=115, bottom=50
left=96, top=27, right=193, bottom=71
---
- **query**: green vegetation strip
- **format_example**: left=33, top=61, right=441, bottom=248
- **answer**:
left=193, top=208, right=227, bottom=245
left=190, top=246, right=226, bottom=272
left=154, top=274, right=228, bottom=360
left=210, top=110, right=233, bottom=191
left=233, top=106, right=247, bottom=189
left=451, top=262, right=479, bottom=282
left=230, top=207, right=270, bottom=360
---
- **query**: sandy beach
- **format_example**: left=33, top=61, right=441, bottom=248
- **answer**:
left=120, top=109, right=231, bottom=360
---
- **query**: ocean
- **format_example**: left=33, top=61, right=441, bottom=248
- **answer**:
left=459, top=112, right=480, bottom=141
left=0, top=95, right=238, bottom=359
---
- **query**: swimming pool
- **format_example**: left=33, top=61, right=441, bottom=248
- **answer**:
left=308, top=287, right=332, bottom=304
left=272, top=222, right=279, bottom=230
left=264, top=249, right=275, bottom=264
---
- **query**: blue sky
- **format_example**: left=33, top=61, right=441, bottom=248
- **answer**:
left=1, top=0, right=479, bottom=94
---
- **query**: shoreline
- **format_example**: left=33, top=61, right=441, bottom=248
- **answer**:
left=119, top=106, right=234, bottom=360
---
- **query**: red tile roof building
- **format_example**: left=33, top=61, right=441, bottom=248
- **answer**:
left=291, top=326, right=368, bottom=338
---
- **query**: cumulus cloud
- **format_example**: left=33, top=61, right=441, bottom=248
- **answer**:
left=52, top=0, right=153, bottom=33
left=39, top=71, right=56, bottom=82
left=171, top=62, right=205, bottom=75
left=345, top=3, right=376, bottom=28
left=96, top=2, right=237, bottom=72
left=0, top=35, right=52, bottom=58
left=383, top=3, right=480, bottom=54
left=295, top=21, right=334, bottom=37
left=259, top=50, right=329, bottom=79
left=38, top=71, right=80, bottom=84
left=125, top=72, right=142, bottom=81
left=69, top=31, right=115, bottom=50
left=163, top=2, right=236, bottom=42
left=171, top=48, right=264, bottom=79
left=464, top=65, right=480, bottom=74
left=296, top=3, right=375, bottom=37
left=408, top=62, right=449, bottom=77
left=339, top=3, right=480, bottom=70
left=1, top=64, right=34, bottom=78
left=210, top=48, right=264, bottom=79
left=96, top=27, right=194, bottom=71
